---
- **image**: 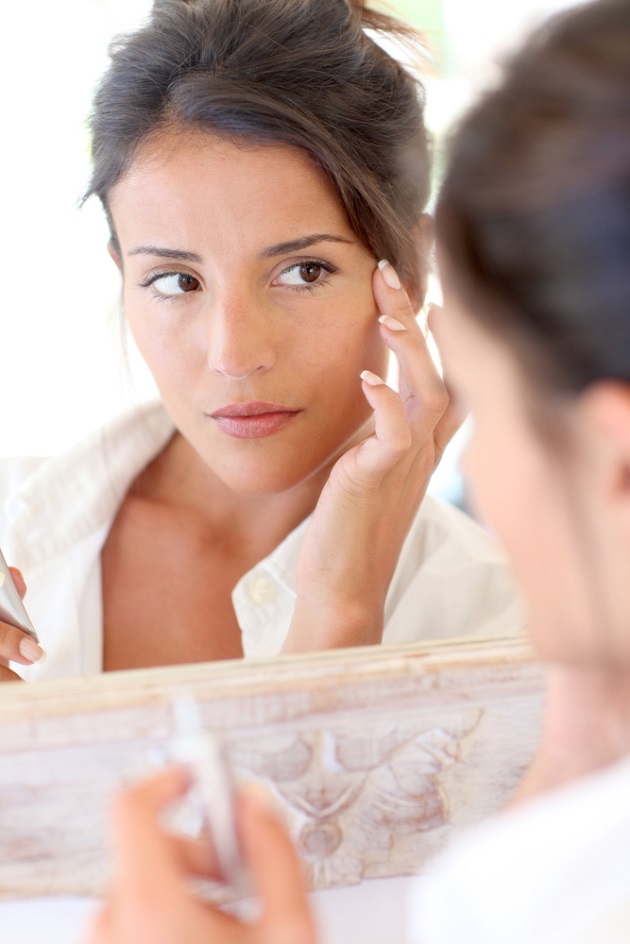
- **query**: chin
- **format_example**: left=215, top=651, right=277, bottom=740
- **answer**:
left=214, top=460, right=324, bottom=497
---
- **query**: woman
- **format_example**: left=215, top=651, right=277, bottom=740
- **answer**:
left=0, top=0, right=520, bottom=681
left=86, top=0, right=630, bottom=941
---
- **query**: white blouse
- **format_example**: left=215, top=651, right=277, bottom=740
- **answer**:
left=0, top=400, right=523, bottom=680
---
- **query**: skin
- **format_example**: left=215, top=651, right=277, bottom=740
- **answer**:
left=1, top=132, right=456, bottom=672
left=85, top=768, right=317, bottom=944
left=103, top=132, right=455, bottom=666
left=108, top=135, right=388, bottom=500
left=434, top=290, right=630, bottom=801
left=435, top=291, right=630, bottom=671
left=0, top=568, right=45, bottom=682
left=85, top=285, right=630, bottom=944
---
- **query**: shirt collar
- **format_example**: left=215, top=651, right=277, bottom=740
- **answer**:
left=4, top=401, right=175, bottom=569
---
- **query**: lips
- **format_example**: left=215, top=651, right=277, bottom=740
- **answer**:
left=209, top=402, right=300, bottom=439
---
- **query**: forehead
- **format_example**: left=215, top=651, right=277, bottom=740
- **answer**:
left=107, top=131, right=352, bottom=247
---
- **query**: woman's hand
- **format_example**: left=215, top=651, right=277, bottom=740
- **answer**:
left=285, top=260, right=462, bottom=651
left=84, top=767, right=317, bottom=944
left=0, top=567, right=45, bottom=681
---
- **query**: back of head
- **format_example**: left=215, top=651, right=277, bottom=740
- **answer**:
left=436, top=0, right=630, bottom=396
left=85, top=0, right=431, bottom=293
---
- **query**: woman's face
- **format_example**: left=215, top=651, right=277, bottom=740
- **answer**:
left=436, top=289, right=624, bottom=665
left=107, top=132, right=386, bottom=495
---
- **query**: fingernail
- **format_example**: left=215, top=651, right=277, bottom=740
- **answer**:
left=18, top=636, right=46, bottom=664
left=360, top=369, right=385, bottom=386
left=378, top=314, right=406, bottom=331
left=377, top=259, right=401, bottom=290
left=243, top=780, right=278, bottom=811
left=241, top=781, right=285, bottom=824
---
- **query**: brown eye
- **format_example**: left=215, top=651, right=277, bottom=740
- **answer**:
left=150, top=272, right=201, bottom=296
left=276, top=259, right=336, bottom=289
left=177, top=274, right=200, bottom=292
left=299, top=263, right=322, bottom=283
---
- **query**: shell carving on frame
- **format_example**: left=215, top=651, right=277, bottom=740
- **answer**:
left=230, top=710, right=483, bottom=887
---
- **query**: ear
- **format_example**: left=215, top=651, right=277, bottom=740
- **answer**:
left=404, top=213, right=434, bottom=313
left=580, top=382, right=630, bottom=525
left=107, top=239, right=123, bottom=272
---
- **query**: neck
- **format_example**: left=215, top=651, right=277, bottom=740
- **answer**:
left=511, top=662, right=630, bottom=806
left=132, top=432, right=327, bottom=556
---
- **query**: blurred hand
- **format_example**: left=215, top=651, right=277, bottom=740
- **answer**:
left=84, top=767, right=317, bottom=944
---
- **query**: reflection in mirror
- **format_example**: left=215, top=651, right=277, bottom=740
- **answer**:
left=0, top=2, right=566, bottom=943
left=0, top=0, right=536, bottom=687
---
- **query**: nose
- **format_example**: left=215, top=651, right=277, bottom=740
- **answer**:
left=206, top=289, right=276, bottom=379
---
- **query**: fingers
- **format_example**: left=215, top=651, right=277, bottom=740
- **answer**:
left=373, top=259, right=416, bottom=326
left=90, top=773, right=316, bottom=944
left=9, top=567, right=26, bottom=598
left=0, top=621, right=46, bottom=668
left=364, top=260, right=452, bottom=477
left=88, top=767, right=241, bottom=944
left=347, top=257, right=446, bottom=482
left=0, top=663, right=25, bottom=682
left=0, top=565, right=45, bottom=671
left=83, top=905, right=110, bottom=944
left=373, top=261, right=448, bottom=432
left=110, top=766, right=193, bottom=893
left=110, top=766, right=225, bottom=891
left=356, top=371, right=411, bottom=476
left=239, top=788, right=317, bottom=944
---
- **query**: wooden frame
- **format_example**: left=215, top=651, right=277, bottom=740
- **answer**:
left=0, top=635, right=543, bottom=901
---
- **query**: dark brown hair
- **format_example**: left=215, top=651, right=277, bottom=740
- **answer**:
left=84, top=0, right=431, bottom=294
left=436, top=0, right=630, bottom=395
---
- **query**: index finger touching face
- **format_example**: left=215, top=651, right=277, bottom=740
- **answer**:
left=372, top=260, right=420, bottom=328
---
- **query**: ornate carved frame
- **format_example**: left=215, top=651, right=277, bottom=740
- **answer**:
left=0, top=635, right=543, bottom=901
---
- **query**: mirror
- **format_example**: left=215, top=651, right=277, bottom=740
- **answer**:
left=1, top=0, right=546, bottom=688
left=0, top=635, right=543, bottom=900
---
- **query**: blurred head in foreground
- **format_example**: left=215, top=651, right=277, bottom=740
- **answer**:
left=435, top=0, right=630, bottom=667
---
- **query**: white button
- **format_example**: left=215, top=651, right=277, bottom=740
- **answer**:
left=247, top=576, right=277, bottom=604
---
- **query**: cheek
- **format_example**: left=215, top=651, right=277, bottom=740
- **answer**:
left=295, top=288, right=383, bottom=373
left=461, top=421, right=543, bottom=561
left=458, top=428, right=502, bottom=525
left=465, top=425, right=578, bottom=612
left=341, top=288, right=385, bottom=366
left=125, top=322, right=192, bottom=407
left=125, top=314, right=168, bottom=378
left=124, top=292, right=204, bottom=388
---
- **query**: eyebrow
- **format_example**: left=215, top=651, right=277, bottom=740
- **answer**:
left=126, top=233, right=353, bottom=263
left=259, top=233, right=354, bottom=258
left=127, top=246, right=203, bottom=262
